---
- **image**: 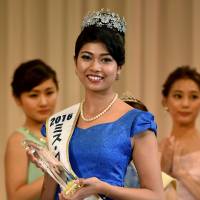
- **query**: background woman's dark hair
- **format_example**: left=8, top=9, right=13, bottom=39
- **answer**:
left=74, top=26, right=125, bottom=67
left=11, top=59, right=59, bottom=98
left=162, top=65, right=200, bottom=97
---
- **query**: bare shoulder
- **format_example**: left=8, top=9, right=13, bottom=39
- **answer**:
left=104, top=99, right=133, bottom=122
left=114, top=98, right=133, bottom=113
left=5, top=130, right=28, bottom=177
left=7, top=131, right=24, bottom=144
left=6, top=131, right=25, bottom=152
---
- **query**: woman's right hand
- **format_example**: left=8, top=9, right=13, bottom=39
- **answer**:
left=59, top=177, right=109, bottom=200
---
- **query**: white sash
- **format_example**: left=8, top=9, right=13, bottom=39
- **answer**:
left=46, top=103, right=103, bottom=200
left=46, top=103, right=80, bottom=177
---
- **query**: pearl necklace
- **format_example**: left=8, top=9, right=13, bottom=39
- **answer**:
left=80, top=93, right=118, bottom=122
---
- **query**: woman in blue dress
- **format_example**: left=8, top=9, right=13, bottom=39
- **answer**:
left=39, top=9, right=164, bottom=200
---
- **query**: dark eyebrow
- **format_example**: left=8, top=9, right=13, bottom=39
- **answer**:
left=172, top=90, right=182, bottom=93
left=100, top=53, right=112, bottom=57
left=80, top=51, right=111, bottom=57
left=44, top=87, right=56, bottom=91
left=31, top=87, right=55, bottom=93
left=190, top=91, right=200, bottom=94
left=80, top=51, right=92, bottom=54
left=173, top=90, right=200, bottom=93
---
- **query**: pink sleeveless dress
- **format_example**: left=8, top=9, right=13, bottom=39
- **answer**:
left=177, top=151, right=200, bottom=200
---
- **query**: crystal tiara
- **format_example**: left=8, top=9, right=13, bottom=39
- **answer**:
left=120, top=91, right=140, bottom=103
left=81, top=9, right=126, bottom=33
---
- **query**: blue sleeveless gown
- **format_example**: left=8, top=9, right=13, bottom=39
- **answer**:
left=43, top=109, right=157, bottom=200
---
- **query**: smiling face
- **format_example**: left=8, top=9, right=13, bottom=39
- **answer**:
left=163, top=78, right=200, bottom=126
left=16, top=79, right=58, bottom=124
left=75, top=42, right=121, bottom=93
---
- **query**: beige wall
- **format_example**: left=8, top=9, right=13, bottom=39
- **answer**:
left=1, top=0, right=200, bottom=199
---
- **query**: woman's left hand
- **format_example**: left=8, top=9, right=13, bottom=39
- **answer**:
left=59, top=177, right=109, bottom=200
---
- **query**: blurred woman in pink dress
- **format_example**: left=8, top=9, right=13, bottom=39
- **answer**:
left=159, top=65, right=200, bottom=199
